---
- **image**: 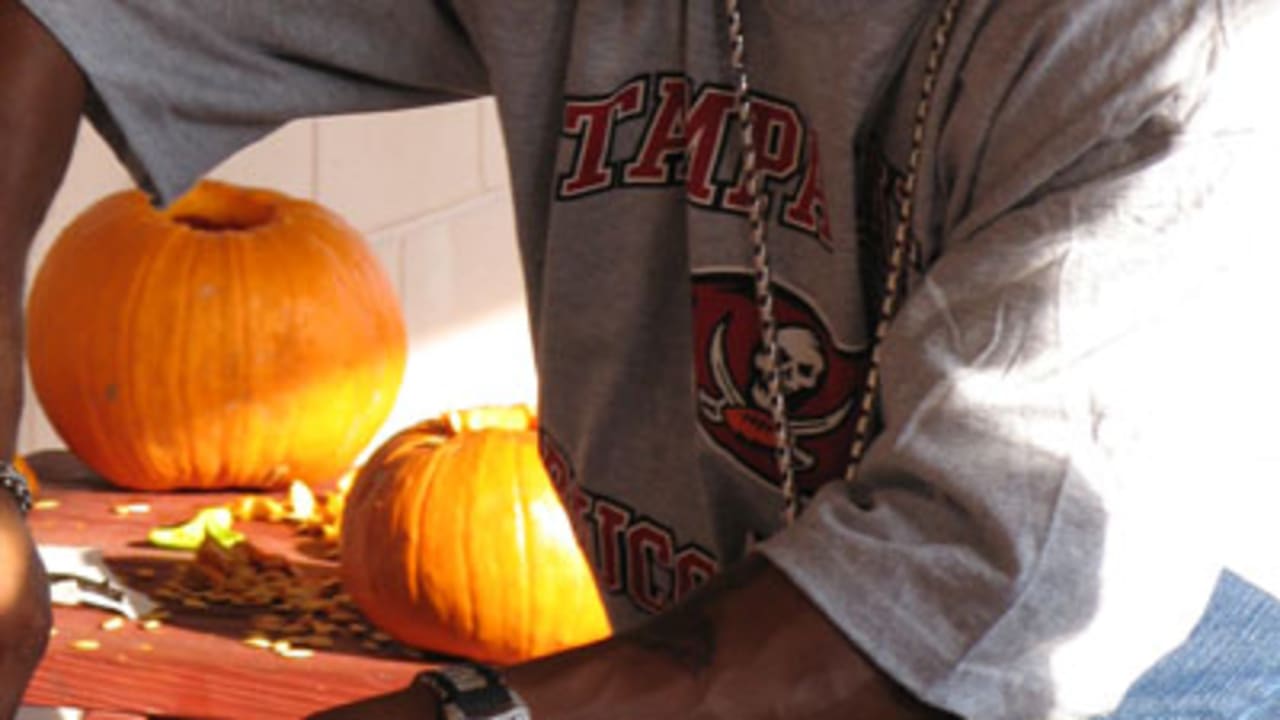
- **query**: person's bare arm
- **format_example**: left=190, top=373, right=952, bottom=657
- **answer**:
left=505, top=554, right=953, bottom=719
left=312, top=555, right=955, bottom=719
left=0, top=0, right=85, bottom=714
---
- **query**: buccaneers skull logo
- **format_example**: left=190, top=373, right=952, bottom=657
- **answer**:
left=693, top=273, right=871, bottom=495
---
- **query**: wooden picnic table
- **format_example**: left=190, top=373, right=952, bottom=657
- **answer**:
left=20, top=451, right=436, bottom=720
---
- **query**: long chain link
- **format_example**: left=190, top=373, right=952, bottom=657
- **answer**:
left=723, top=0, right=962, bottom=525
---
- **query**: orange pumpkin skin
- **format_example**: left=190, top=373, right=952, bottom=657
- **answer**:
left=25, top=181, right=406, bottom=491
left=340, top=408, right=611, bottom=664
left=13, top=456, right=38, bottom=497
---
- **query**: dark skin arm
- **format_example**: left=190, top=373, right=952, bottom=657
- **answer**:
left=0, top=0, right=85, bottom=715
left=0, top=5, right=952, bottom=718
left=313, top=554, right=955, bottom=719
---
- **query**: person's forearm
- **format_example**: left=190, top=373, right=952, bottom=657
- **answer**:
left=0, top=0, right=84, bottom=457
left=0, top=0, right=83, bottom=242
left=0, top=1, right=84, bottom=715
left=505, top=554, right=955, bottom=719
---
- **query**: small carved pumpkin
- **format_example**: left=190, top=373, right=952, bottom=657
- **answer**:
left=340, top=406, right=610, bottom=664
left=26, top=180, right=406, bottom=490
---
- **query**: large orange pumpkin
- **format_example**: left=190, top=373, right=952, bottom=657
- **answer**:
left=340, top=406, right=611, bottom=664
left=25, top=180, right=406, bottom=491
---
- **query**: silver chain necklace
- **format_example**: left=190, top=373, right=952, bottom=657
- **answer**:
left=723, top=0, right=962, bottom=526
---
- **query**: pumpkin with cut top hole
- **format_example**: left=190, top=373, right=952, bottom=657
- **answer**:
left=340, top=406, right=611, bottom=664
left=25, top=180, right=406, bottom=491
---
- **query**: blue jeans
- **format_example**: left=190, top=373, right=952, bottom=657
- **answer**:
left=1099, top=570, right=1280, bottom=719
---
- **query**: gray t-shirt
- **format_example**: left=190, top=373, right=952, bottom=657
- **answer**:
left=22, top=1, right=1280, bottom=717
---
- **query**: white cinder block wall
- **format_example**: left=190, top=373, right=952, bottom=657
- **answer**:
left=18, top=99, right=537, bottom=457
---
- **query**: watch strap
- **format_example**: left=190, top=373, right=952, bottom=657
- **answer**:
left=415, top=663, right=530, bottom=720
left=0, top=461, right=32, bottom=516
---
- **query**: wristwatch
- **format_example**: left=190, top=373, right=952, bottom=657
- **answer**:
left=414, top=663, right=531, bottom=720
left=0, top=461, right=32, bottom=516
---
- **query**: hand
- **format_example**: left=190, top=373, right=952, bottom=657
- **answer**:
left=0, top=497, right=52, bottom=718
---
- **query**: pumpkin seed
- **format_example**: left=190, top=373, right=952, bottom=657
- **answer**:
left=243, top=635, right=273, bottom=649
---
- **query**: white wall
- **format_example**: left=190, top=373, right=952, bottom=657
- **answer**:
left=19, top=99, right=536, bottom=456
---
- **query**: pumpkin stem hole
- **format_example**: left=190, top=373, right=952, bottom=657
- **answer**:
left=168, top=185, right=277, bottom=232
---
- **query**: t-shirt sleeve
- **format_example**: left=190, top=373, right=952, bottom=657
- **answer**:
left=19, top=0, right=490, bottom=204
left=761, top=2, right=1280, bottom=718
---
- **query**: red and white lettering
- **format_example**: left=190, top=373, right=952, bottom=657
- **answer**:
left=722, top=98, right=804, bottom=213
left=568, top=487, right=592, bottom=550
left=593, top=499, right=631, bottom=593
left=538, top=429, right=572, bottom=496
left=558, top=75, right=834, bottom=251
left=781, top=128, right=833, bottom=246
left=626, top=522, right=674, bottom=614
left=674, top=547, right=718, bottom=601
left=621, top=79, right=742, bottom=206
left=681, top=86, right=737, bottom=207
left=622, top=75, right=689, bottom=185
left=572, top=486, right=723, bottom=614
left=558, top=78, right=647, bottom=198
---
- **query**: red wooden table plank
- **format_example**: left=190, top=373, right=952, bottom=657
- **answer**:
left=20, top=452, right=434, bottom=719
